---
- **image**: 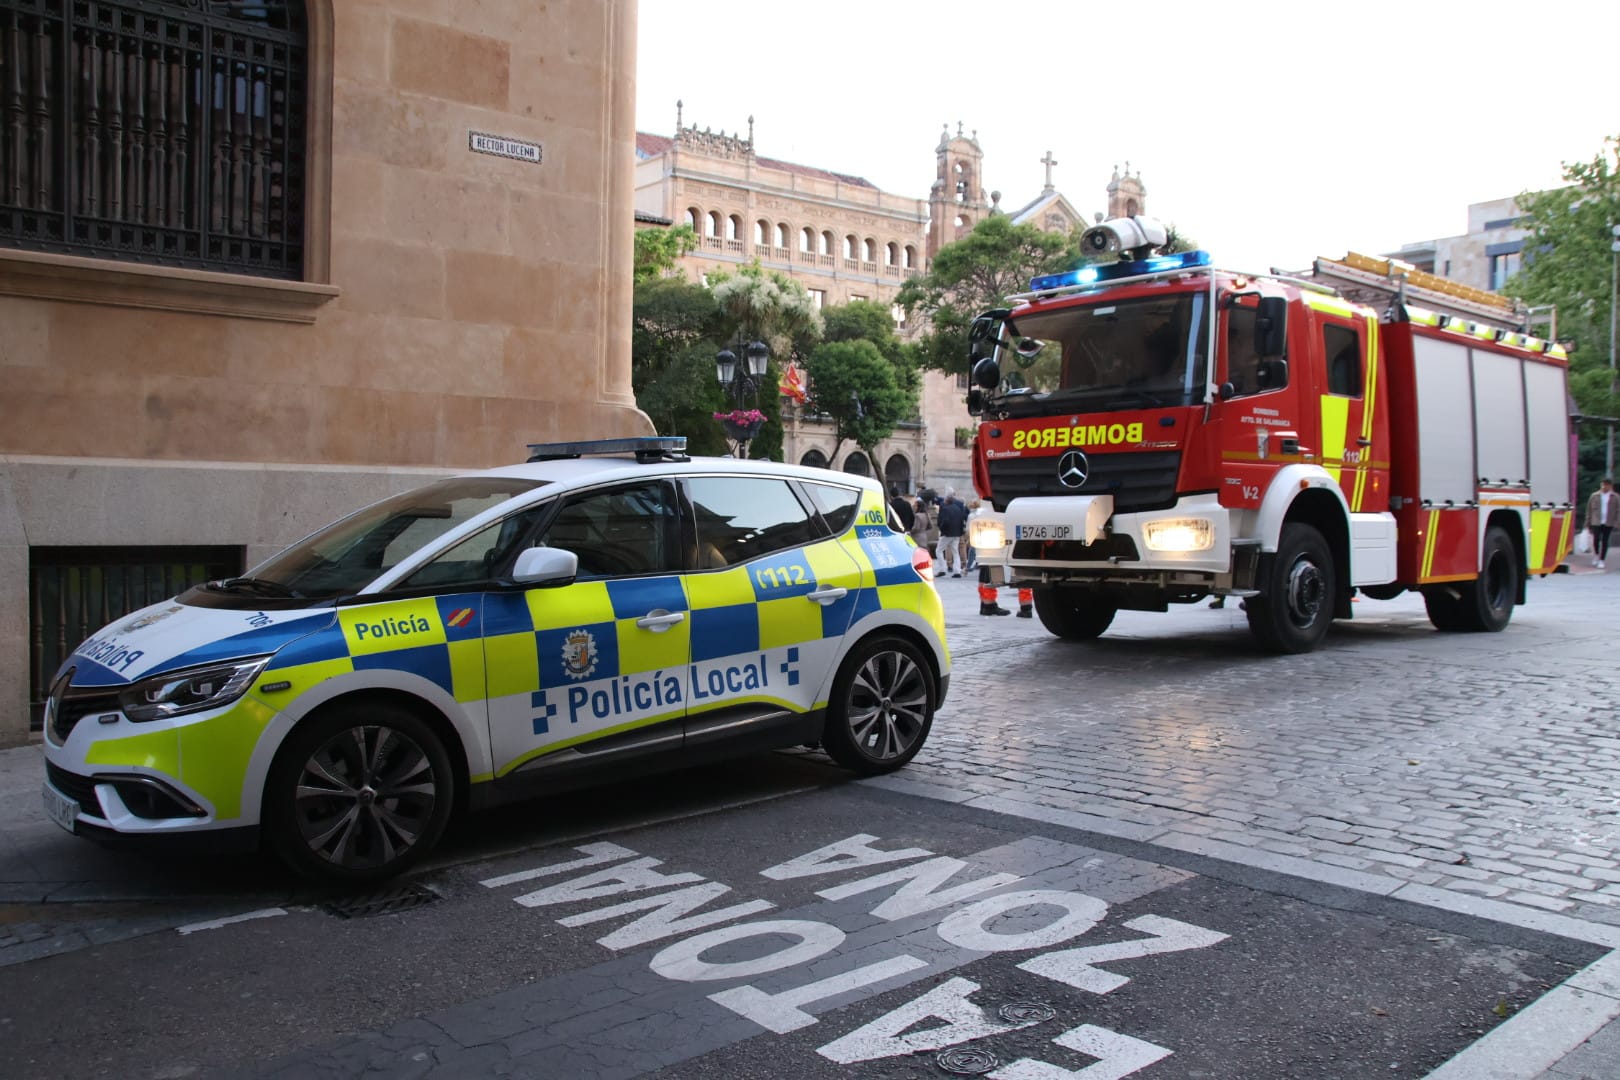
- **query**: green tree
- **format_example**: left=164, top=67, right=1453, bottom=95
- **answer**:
left=897, top=215, right=1072, bottom=380
left=630, top=277, right=728, bottom=455
left=1505, top=133, right=1620, bottom=490
left=633, top=224, right=698, bottom=283
left=821, top=299, right=922, bottom=402
left=803, top=339, right=917, bottom=470
left=709, top=266, right=825, bottom=460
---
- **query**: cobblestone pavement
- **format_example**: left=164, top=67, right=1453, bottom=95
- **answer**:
left=912, top=563, right=1620, bottom=928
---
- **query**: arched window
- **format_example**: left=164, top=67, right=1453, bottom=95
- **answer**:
left=800, top=226, right=814, bottom=252
left=0, top=0, right=311, bottom=279
left=842, top=235, right=856, bottom=260
left=884, top=454, right=912, bottom=495
left=904, top=245, right=916, bottom=269
left=726, top=214, right=742, bottom=242
left=1126, top=199, right=1140, bottom=217
left=755, top=220, right=769, bottom=245
left=820, top=230, right=833, bottom=256
left=800, top=449, right=829, bottom=470
left=686, top=207, right=701, bottom=231
left=842, top=452, right=870, bottom=477
left=862, top=238, right=876, bottom=263
left=706, top=211, right=722, bottom=238
left=775, top=223, right=789, bottom=248
left=885, top=242, right=898, bottom=266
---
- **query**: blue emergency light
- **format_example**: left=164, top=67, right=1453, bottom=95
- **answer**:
left=1029, top=250, right=1212, bottom=293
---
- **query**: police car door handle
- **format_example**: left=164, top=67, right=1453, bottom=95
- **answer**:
left=635, top=610, right=686, bottom=631
left=807, top=586, right=848, bottom=604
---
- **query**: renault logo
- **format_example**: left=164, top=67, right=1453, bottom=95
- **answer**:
left=1057, top=449, right=1090, bottom=488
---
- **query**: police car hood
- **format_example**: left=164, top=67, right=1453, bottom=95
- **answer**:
left=64, top=600, right=337, bottom=688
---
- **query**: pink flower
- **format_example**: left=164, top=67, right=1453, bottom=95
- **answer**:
left=713, top=409, right=767, bottom=425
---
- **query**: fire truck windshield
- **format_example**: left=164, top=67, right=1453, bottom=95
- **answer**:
left=1001, top=292, right=1208, bottom=414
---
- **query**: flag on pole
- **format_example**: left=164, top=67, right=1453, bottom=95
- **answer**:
left=778, top=361, right=808, bottom=404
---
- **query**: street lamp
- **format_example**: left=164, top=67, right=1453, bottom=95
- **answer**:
left=715, top=339, right=770, bottom=457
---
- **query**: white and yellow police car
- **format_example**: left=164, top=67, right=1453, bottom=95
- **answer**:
left=42, top=438, right=950, bottom=881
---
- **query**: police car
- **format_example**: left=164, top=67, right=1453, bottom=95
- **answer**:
left=41, top=438, right=951, bottom=882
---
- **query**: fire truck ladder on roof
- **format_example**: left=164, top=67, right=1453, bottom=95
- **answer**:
left=1311, top=252, right=1528, bottom=332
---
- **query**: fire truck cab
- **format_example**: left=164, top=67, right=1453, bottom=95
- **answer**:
left=966, top=227, right=1574, bottom=653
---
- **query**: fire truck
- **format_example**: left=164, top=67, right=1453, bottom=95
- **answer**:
left=964, top=218, right=1575, bottom=653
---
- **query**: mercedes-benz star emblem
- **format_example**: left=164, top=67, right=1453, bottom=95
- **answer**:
left=1057, top=449, right=1090, bottom=488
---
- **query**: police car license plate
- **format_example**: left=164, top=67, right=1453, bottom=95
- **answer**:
left=1016, top=524, right=1072, bottom=541
left=42, top=783, right=78, bottom=834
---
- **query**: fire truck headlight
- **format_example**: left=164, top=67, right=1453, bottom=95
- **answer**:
left=1142, top=518, right=1215, bottom=552
left=968, top=515, right=1006, bottom=551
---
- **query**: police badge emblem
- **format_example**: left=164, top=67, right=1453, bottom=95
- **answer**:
left=561, top=629, right=598, bottom=680
left=120, top=605, right=182, bottom=633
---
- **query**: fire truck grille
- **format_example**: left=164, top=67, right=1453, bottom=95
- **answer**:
left=988, top=450, right=1182, bottom=514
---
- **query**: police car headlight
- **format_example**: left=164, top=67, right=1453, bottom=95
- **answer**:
left=118, top=656, right=272, bottom=722
left=1142, top=518, right=1215, bottom=552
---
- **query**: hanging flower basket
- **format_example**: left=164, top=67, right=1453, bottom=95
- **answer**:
left=715, top=409, right=766, bottom=442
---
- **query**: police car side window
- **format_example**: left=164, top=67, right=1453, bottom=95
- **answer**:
left=801, top=482, right=862, bottom=534
left=687, top=477, right=822, bottom=568
left=542, top=480, right=680, bottom=580
left=398, top=503, right=552, bottom=590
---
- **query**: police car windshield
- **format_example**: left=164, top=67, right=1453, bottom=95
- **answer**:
left=247, top=477, right=546, bottom=600
left=1003, top=293, right=1208, bottom=413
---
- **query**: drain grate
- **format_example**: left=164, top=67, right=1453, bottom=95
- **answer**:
left=320, top=881, right=441, bottom=920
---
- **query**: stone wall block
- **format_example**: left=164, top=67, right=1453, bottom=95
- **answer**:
left=390, top=18, right=510, bottom=110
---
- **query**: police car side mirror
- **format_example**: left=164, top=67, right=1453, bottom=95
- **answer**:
left=511, top=546, right=578, bottom=586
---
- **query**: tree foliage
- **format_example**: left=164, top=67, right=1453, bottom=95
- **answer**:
left=803, top=339, right=917, bottom=469
left=633, top=224, right=698, bottom=283
left=1505, top=133, right=1620, bottom=490
left=897, top=216, right=1072, bottom=378
left=706, top=265, right=824, bottom=459
left=630, top=277, right=727, bottom=455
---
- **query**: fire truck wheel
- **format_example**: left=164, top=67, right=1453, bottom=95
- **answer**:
left=821, top=635, right=936, bottom=775
left=1456, top=525, right=1518, bottom=632
left=1421, top=586, right=1467, bottom=632
left=1247, top=523, right=1335, bottom=653
left=1031, top=587, right=1118, bottom=640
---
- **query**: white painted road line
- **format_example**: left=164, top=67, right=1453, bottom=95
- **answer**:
left=175, top=908, right=288, bottom=935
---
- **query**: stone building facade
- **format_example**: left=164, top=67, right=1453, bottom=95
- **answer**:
left=633, top=109, right=930, bottom=493
left=1386, top=196, right=1531, bottom=295
left=0, top=0, right=646, bottom=743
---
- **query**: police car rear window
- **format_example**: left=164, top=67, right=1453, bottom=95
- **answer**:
left=801, top=481, right=862, bottom=534
left=688, top=477, right=822, bottom=568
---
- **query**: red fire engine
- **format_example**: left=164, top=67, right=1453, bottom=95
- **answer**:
left=965, top=220, right=1575, bottom=653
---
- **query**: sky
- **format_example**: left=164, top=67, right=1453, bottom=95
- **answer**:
left=635, top=0, right=1619, bottom=274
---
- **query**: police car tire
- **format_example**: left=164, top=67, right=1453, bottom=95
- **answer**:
left=264, top=703, right=455, bottom=883
left=1456, top=526, right=1517, bottom=633
left=1031, top=587, right=1116, bottom=640
left=822, top=635, right=936, bottom=775
left=1247, top=523, right=1334, bottom=654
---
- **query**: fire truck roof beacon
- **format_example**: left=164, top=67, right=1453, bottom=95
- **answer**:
left=1029, top=249, right=1212, bottom=294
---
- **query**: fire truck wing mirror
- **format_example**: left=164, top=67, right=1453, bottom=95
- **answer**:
left=973, top=356, right=1002, bottom=390
left=968, top=310, right=1010, bottom=361
left=966, top=388, right=984, bottom=415
left=1256, top=358, right=1288, bottom=391
left=1256, top=296, right=1288, bottom=357
left=1219, top=381, right=1237, bottom=401
left=1013, top=338, right=1045, bottom=368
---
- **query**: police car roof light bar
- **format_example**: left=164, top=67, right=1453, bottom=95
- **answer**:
left=526, top=436, right=690, bottom=463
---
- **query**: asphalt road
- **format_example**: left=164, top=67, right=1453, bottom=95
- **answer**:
left=4, top=567, right=1620, bottom=1078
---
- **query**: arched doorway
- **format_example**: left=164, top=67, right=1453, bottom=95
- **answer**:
left=884, top=454, right=912, bottom=496
left=842, top=452, right=870, bottom=477
left=799, top=449, right=829, bottom=470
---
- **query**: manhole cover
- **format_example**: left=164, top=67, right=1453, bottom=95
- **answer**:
left=999, top=1001, right=1057, bottom=1023
left=320, top=881, right=441, bottom=919
left=936, top=1046, right=998, bottom=1075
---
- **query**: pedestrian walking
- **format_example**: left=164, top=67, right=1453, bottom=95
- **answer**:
left=1587, top=477, right=1619, bottom=569
left=935, top=488, right=968, bottom=577
left=888, top=484, right=915, bottom=533
left=908, top=495, right=932, bottom=551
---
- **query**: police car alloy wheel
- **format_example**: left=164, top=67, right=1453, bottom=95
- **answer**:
left=822, top=635, right=936, bottom=775
left=265, top=704, right=454, bottom=882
